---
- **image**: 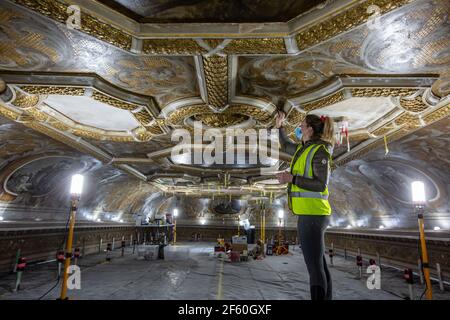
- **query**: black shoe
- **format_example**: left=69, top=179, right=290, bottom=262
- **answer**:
left=310, top=285, right=326, bottom=300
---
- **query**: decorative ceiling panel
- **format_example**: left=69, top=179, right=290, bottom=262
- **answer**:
left=0, top=0, right=449, bottom=203
left=0, top=1, right=199, bottom=107
left=308, top=0, right=450, bottom=74
left=97, top=0, right=327, bottom=23
left=44, top=95, right=140, bottom=131
left=237, top=0, right=450, bottom=102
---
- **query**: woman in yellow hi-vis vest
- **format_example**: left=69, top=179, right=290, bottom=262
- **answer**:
left=276, top=111, right=334, bottom=300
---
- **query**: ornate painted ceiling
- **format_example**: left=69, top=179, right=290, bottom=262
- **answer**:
left=95, top=0, right=328, bottom=23
left=0, top=0, right=449, bottom=227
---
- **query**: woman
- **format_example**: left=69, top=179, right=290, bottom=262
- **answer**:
left=275, top=111, right=334, bottom=300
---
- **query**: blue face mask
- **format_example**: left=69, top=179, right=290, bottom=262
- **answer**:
left=295, top=127, right=303, bottom=140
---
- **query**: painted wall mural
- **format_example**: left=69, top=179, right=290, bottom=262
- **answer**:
left=0, top=115, right=449, bottom=229
left=5, top=156, right=88, bottom=198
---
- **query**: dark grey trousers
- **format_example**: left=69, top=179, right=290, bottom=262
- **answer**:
left=297, top=215, right=332, bottom=300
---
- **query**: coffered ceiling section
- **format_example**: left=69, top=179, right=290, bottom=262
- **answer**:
left=95, top=0, right=328, bottom=23
left=0, top=0, right=449, bottom=194
left=0, top=1, right=199, bottom=106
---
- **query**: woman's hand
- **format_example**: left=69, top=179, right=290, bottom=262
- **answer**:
left=276, top=171, right=293, bottom=184
left=275, top=110, right=286, bottom=128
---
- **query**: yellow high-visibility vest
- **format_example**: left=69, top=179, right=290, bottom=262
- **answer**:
left=288, top=143, right=332, bottom=215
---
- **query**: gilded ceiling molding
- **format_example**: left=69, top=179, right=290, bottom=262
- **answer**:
left=163, top=103, right=273, bottom=128
left=143, top=39, right=205, bottom=55
left=4, top=86, right=162, bottom=142
left=0, top=104, right=20, bottom=121
left=0, top=78, right=5, bottom=93
left=289, top=87, right=423, bottom=115
left=220, top=38, right=286, bottom=55
left=349, top=132, right=372, bottom=141
left=31, top=105, right=137, bottom=142
left=203, top=56, right=228, bottom=109
left=194, top=113, right=248, bottom=128
left=12, top=0, right=133, bottom=51
left=393, top=112, right=422, bottom=128
left=145, top=119, right=166, bottom=135
left=165, top=104, right=211, bottom=126
left=18, top=85, right=158, bottom=131
left=132, top=110, right=153, bottom=126
left=226, top=105, right=272, bottom=124
left=45, top=118, right=71, bottom=132
left=20, top=85, right=85, bottom=96
left=399, top=96, right=431, bottom=113
left=285, top=107, right=305, bottom=127
left=142, top=38, right=287, bottom=55
left=302, top=90, right=345, bottom=112
left=350, top=88, right=418, bottom=98
left=0, top=72, right=161, bottom=117
left=371, top=123, right=397, bottom=137
left=294, top=0, right=414, bottom=51
left=92, top=91, right=140, bottom=111
left=11, top=91, right=40, bottom=109
left=423, top=103, right=450, bottom=124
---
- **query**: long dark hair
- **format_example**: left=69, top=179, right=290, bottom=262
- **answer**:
left=305, top=114, right=335, bottom=146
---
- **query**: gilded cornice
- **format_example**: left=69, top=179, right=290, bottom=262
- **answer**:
left=203, top=56, right=228, bottom=109
left=295, top=0, right=414, bottom=51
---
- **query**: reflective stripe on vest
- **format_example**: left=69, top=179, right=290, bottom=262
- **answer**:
left=290, top=191, right=329, bottom=200
left=289, top=143, right=331, bottom=215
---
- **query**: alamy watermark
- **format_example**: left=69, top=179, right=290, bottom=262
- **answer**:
left=367, top=5, right=382, bottom=30
left=170, top=121, right=281, bottom=175
left=366, top=265, right=381, bottom=290
left=67, top=265, right=81, bottom=290
left=66, top=5, right=81, bottom=30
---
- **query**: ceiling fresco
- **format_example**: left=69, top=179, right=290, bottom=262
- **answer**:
left=0, top=116, right=448, bottom=229
left=0, top=1, right=199, bottom=106
left=96, top=0, right=327, bottom=23
left=237, top=0, right=450, bottom=101
left=0, top=0, right=449, bottom=229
